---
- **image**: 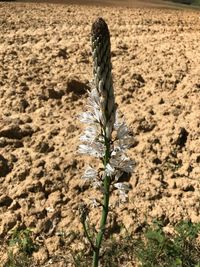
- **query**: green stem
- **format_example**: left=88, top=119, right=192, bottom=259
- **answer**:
left=92, top=137, right=111, bottom=267
left=82, top=220, right=96, bottom=252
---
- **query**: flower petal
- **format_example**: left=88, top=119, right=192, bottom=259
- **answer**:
left=105, top=163, right=115, bottom=176
left=114, top=182, right=131, bottom=192
left=82, top=166, right=97, bottom=180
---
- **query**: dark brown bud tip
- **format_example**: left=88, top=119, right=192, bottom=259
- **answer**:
left=91, top=17, right=110, bottom=40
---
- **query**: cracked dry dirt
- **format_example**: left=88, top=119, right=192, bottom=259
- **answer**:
left=0, top=1, right=200, bottom=266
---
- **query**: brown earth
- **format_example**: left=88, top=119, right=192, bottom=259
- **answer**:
left=0, top=1, right=200, bottom=266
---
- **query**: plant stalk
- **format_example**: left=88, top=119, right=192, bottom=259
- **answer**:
left=92, top=137, right=111, bottom=267
left=82, top=220, right=96, bottom=252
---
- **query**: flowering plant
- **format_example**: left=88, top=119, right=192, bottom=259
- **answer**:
left=78, top=17, right=134, bottom=267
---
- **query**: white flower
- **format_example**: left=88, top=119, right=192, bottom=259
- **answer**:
left=114, top=182, right=131, bottom=191
left=78, top=143, right=104, bottom=158
left=78, top=144, right=93, bottom=154
left=114, top=110, right=124, bottom=130
left=80, top=133, right=94, bottom=143
left=80, top=99, right=105, bottom=124
left=88, top=89, right=100, bottom=109
left=114, top=170, right=123, bottom=182
left=119, top=157, right=135, bottom=173
left=90, top=87, right=99, bottom=99
left=79, top=112, right=96, bottom=124
left=105, top=163, right=115, bottom=176
left=119, top=191, right=128, bottom=203
left=93, top=106, right=102, bottom=123
left=118, top=136, right=133, bottom=150
left=93, top=180, right=103, bottom=190
left=111, top=146, right=123, bottom=157
left=82, top=166, right=97, bottom=181
left=113, top=111, right=134, bottom=149
left=116, top=121, right=129, bottom=140
left=114, top=182, right=131, bottom=202
left=82, top=167, right=104, bottom=191
left=110, top=149, right=135, bottom=174
left=80, top=126, right=98, bottom=143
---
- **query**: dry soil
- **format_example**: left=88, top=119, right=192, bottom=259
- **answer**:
left=0, top=1, right=200, bottom=266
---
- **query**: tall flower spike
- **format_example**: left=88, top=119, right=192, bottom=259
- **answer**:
left=79, top=18, right=135, bottom=267
left=91, top=18, right=116, bottom=140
